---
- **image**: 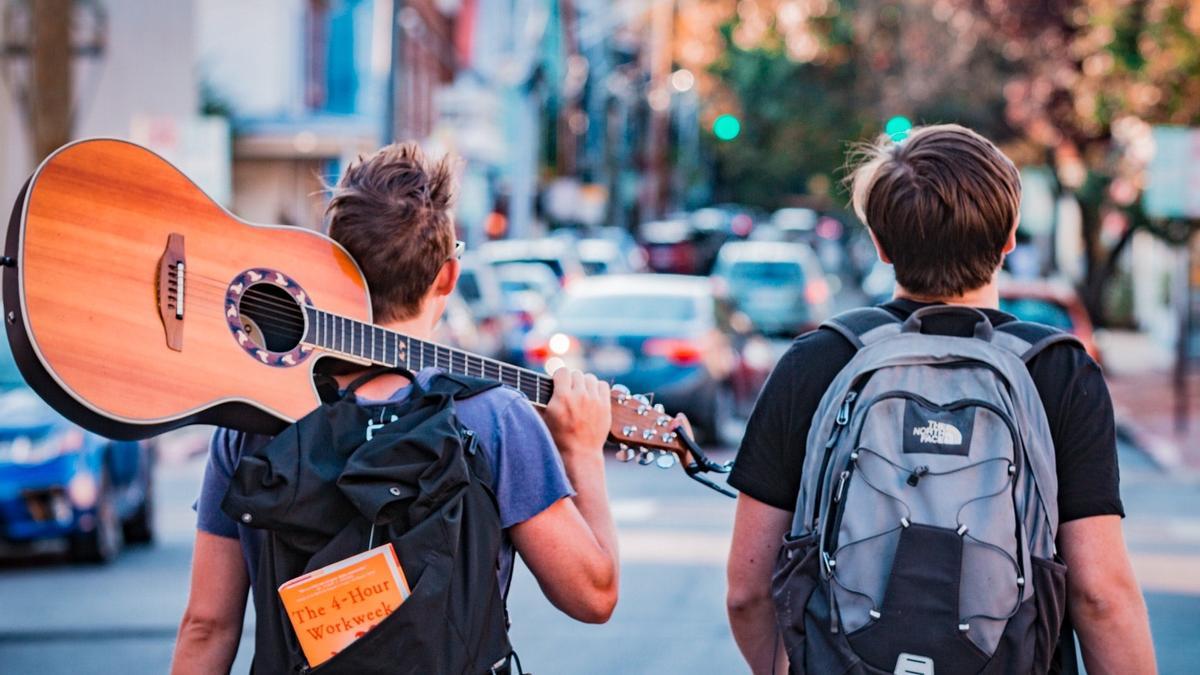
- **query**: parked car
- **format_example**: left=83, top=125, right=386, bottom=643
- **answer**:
left=494, top=263, right=560, bottom=362
left=639, top=219, right=699, bottom=275
left=478, top=238, right=586, bottom=288
left=523, top=274, right=767, bottom=444
left=578, top=238, right=634, bottom=276
left=0, top=330, right=155, bottom=563
left=454, top=254, right=510, bottom=358
left=712, top=240, right=832, bottom=337
left=770, top=207, right=819, bottom=242
left=435, top=290, right=504, bottom=360
left=998, top=278, right=1102, bottom=363
left=594, top=226, right=649, bottom=272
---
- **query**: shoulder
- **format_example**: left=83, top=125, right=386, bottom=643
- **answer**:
left=1025, top=337, right=1104, bottom=398
left=208, top=427, right=272, bottom=474
left=453, top=384, right=546, bottom=442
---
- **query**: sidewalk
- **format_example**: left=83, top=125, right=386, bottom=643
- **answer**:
left=1098, top=330, right=1200, bottom=472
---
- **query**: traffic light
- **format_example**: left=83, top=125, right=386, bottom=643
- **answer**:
left=885, top=116, right=913, bottom=142
left=713, top=114, right=741, bottom=142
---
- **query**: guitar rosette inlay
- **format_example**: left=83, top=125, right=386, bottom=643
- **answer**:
left=225, top=268, right=313, bottom=368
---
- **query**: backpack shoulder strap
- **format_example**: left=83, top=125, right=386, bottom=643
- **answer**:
left=993, top=321, right=1085, bottom=363
left=820, top=306, right=902, bottom=350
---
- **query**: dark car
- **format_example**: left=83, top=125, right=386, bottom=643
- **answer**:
left=639, top=219, right=699, bottom=275
left=0, top=330, right=155, bottom=563
left=712, top=241, right=832, bottom=337
left=523, top=275, right=766, bottom=445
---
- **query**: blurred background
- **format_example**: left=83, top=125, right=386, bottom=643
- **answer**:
left=0, top=0, right=1198, bottom=672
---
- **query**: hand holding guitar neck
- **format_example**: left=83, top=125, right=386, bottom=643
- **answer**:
left=607, top=385, right=735, bottom=498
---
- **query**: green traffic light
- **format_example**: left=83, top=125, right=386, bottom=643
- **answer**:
left=713, top=114, right=741, bottom=141
left=886, top=116, right=913, bottom=141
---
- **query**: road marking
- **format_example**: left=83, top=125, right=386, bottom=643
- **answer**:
left=1130, top=552, right=1200, bottom=596
left=611, top=499, right=658, bottom=523
left=618, top=529, right=729, bottom=566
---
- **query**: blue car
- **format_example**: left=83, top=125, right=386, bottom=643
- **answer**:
left=0, top=329, right=154, bottom=563
left=523, top=274, right=762, bottom=445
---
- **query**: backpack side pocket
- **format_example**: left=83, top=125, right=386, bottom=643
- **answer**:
left=772, top=532, right=820, bottom=673
left=1031, top=555, right=1068, bottom=674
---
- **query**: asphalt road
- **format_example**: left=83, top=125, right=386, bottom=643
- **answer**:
left=0, top=428, right=1197, bottom=674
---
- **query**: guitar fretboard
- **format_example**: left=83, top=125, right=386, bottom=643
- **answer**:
left=302, top=306, right=554, bottom=405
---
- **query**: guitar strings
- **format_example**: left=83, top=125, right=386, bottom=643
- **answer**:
left=176, top=278, right=554, bottom=400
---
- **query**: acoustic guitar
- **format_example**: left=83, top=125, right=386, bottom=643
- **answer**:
left=2, top=139, right=733, bottom=484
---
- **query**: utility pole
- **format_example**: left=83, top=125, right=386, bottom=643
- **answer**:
left=30, top=0, right=73, bottom=161
left=383, top=0, right=404, bottom=144
left=640, top=0, right=673, bottom=223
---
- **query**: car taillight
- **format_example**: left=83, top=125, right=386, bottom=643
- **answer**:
left=644, top=338, right=704, bottom=366
left=525, top=332, right=574, bottom=363
left=805, top=278, right=830, bottom=305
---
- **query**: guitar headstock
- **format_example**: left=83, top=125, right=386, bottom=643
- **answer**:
left=607, top=384, right=688, bottom=469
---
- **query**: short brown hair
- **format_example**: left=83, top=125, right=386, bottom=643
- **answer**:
left=849, top=124, right=1020, bottom=298
left=326, top=143, right=457, bottom=322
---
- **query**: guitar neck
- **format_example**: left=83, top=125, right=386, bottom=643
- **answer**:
left=302, top=306, right=553, bottom=406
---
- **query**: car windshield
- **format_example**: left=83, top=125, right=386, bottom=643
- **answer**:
left=558, top=293, right=700, bottom=324
left=500, top=278, right=543, bottom=295
left=727, top=261, right=804, bottom=285
left=999, top=297, right=1073, bottom=330
left=0, top=330, right=26, bottom=390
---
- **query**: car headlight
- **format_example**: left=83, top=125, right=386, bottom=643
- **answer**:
left=0, top=429, right=85, bottom=465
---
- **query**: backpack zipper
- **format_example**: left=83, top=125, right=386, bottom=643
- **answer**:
left=820, top=390, right=1027, bottom=584
left=811, top=390, right=858, bottom=533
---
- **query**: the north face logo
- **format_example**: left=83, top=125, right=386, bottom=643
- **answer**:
left=912, top=420, right=963, bottom=445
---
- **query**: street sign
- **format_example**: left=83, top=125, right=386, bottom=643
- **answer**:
left=130, top=115, right=231, bottom=206
left=1145, top=126, right=1200, bottom=219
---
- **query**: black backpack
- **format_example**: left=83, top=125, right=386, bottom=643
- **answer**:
left=222, top=368, right=515, bottom=674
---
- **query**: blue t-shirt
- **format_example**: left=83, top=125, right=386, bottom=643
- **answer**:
left=194, top=367, right=573, bottom=593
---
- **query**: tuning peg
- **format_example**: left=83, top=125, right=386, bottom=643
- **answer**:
left=653, top=403, right=665, bottom=414
left=633, top=394, right=650, bottom=406
left=637, top=447, right=655, bottom=465
left=616, top=444, right=636, bottom=462
left=655, top=452, right=677, bottom=469
left=613, top=384, right=630, bottom=403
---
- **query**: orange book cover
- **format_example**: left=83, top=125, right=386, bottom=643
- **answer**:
left=278, top=543, right=411, bottom=667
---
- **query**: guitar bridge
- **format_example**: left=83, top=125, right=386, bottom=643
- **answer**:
left=157, top=233, right=185, bottom=351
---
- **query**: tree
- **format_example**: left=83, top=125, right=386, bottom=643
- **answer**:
left=949, top=0, right=1200, bottom=323
left=677, top=0, right=1020, bottom=208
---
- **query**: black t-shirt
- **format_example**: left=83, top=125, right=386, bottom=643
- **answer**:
left=729, top=299, right=1124, bottom=523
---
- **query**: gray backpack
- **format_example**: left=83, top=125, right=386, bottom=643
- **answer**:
left=773, top=306, right=1079, bottom=675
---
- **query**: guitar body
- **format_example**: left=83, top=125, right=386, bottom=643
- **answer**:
left=3, top=138, right=371, bottom=439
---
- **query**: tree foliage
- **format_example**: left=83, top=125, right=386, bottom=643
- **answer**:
left=680, top=0, right=1200, bottom=323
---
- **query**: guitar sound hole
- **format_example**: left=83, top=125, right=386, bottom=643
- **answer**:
left=238, top=283, right=305, bottom=352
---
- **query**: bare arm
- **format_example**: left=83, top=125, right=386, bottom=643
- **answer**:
left=171, top=531, right=250, bottom=675
left=727, top=493, right=792, bottom=675
left=511, top=368, right=618, bottom=623
left=1058, top=515, right=1156, bottom=674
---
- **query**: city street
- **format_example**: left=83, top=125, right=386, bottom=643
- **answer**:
left=1, top=427, right=1197, bottom=674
